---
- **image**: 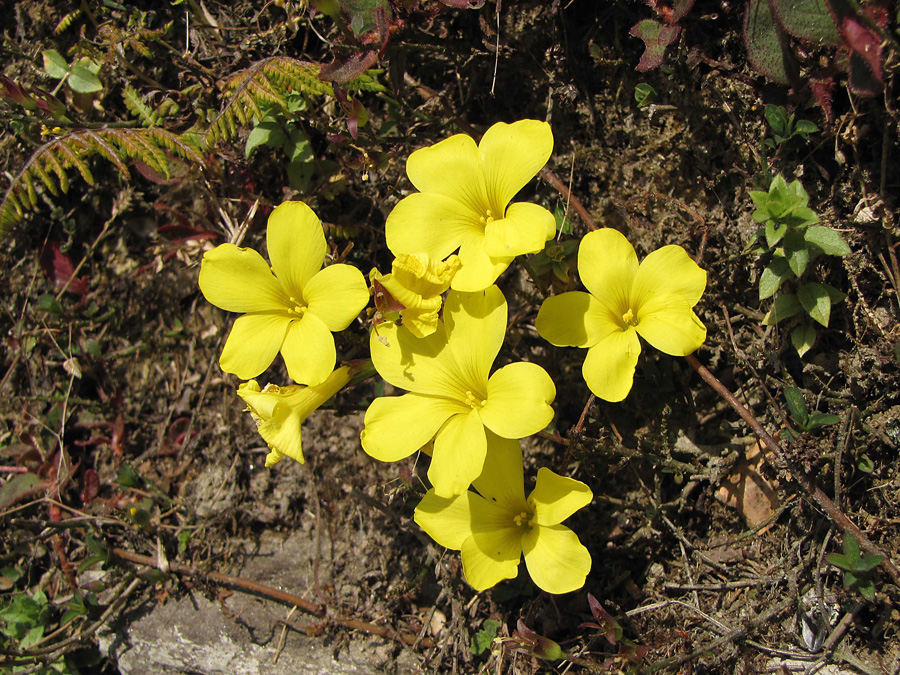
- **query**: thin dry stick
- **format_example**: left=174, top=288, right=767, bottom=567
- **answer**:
left=540, top=167, right=597, bottom=231
left=684, top=353, right=900, bottom=588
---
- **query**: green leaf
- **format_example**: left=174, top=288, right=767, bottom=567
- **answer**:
left=797, top=282, right=831, bottom=327
left=762, top=293, right=802, bottom=325
left=771, top=0, right=841, bottom=45
left=786, top=244, right=810, bottom=277
left=765, top=220, right=788, bottom=247
left=806, top=411, right=840, bottom=429
left=744, top=0, right=796, bottom=85
left=857, top=454, right=874, bottom=473
left=793, top=119, right=819, bottom=136
left=764, top=104, right=789, bottom=136
left=68, top=64, right=103, bottom=93
left=245, top=120, right=288, bottom=158
left=634, top=83, right=658, bottom=108
left=759, top=256, right=793, bottom=299
left=791, top=324, right=816, bottom=357
left=822, top=283, right=847, bottom=304
left=783, top=386, right=808, bottom=425
left=0, top=472, right=40, bottom=511
left=804, top=225, right=851, bottom=256
left=42, top=49, right=70, bottom=79
left=471, top=619, right=500, bottom=655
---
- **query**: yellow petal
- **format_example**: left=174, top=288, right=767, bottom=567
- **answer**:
left=386, top=192, right=482, bottom=261
left=483, top=202, right=555, bottom=258
left=398, top=306, right=442, bottom=339
left=471, top=432, right=526, bottom=514
left=480, top=362, right=556, bottom=438
left=380, top=253, right=459, bottom=306
left=522, top=524, right=591, bottom=594
left=429, top=410, right=487, bottom=498
left=266, top=201, right=327, bottom=297
left=632, top=244, right=707, bottom=308
left=414, top=490, right=475, bottom=550
left=257, top=400, right=304, bottom=464
left=536, top=292, right=618, bottom=348
left=369, top=322, right=469, bottom=400
left=529, top=468, right=592, bottom=526
left=443, top=287, right=506, bottom=394
left=582, top=329, right=641, bottom=402
left=280, top=313, right=335, bottom=386
left=480, top=120, right=553, bottom=216
left=577, top=229, right=638, bottom=314
left=451, top=232, right=513, bottom=292
left=219, top=313, right=290, bottom=379
left=637, top=301, right=707, bottom=356
left=361, top=393, right=466, bottom=462
left=304, top=263, right=369, bottom=331
left=405, top=133, right=489, bottom=215
left=199, top=244, right=287, bottom=313
left=461, top=527, right=522, bottom=591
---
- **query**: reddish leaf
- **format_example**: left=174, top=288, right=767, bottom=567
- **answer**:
left=319, top=50, right=378, bottom=84
left=80, top=469, right=100, bottom=504
left=438, top=0, right=485, bottom=7
left=39, top=240, right=87, bottom=296
left=0, top=76, right=36, bottom=110
left=672, top=0, right=697, bottom=23
left=810, top=78, right=834, bottom=119
left=840, top=16, right=881, bottom=82
left=744, top=0, right=798, bottom=85
left=629, top=19, right=681, bottom=71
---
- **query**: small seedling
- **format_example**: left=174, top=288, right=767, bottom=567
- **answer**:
left=827, top=534, right=882, bottom=600
left=470, top=618, right=501, bottom=655
left=634, top=83, right=659, bottom=108
left=782, top=386, right=840, bottom=441
left=763, top=104, right=818, bottom=149
left=42, top=49, right=103, bottom=95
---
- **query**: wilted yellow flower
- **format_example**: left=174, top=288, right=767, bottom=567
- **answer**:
left=386, top=120, right=556, bottom=292
left=536, top=228, right=706, bottom=402
left=199, top=201, right=369, bottom=386
left=361, top=285, right=556, bottom=497
left=237, top=366, right=351, bottom=467
left=415, top=433, right=592, bottom=594
left=370, top=253, right=460, bottom=338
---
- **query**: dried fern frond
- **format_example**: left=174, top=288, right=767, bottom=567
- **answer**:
left=1, top=128, right=203, bottom=236
left=203, top=56, right=385, bottom=147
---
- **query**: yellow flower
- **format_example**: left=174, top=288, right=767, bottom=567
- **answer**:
left=199, top=201, right=369, bottom=386
left=536, top=228, right=707, bottom=402
left=237, top=366, right=351, bottom=467
left=415, top=433, right=592, bottom=594
left=369, top=253, right=460, bottom=338
left=386, top=120, right=557, bottom=292
left=361, top=285, right=556, bottom=498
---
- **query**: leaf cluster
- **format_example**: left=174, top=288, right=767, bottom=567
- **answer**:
left=763, top=104, right=818, bottom=149
left=827, top=534, right=883, bottom=600
left=748, top=175, right=850, bottom=356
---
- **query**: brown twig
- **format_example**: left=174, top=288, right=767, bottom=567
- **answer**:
left=684, top=354, right=900, bottom=588
left=540, top=167, right=597, bottom=231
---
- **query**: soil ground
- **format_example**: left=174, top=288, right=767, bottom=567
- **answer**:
left=1, top=1, right=899, bottom=673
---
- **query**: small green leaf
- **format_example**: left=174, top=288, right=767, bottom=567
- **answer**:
left=791, top=324, right=816, bottom=357
left=634, top=83, right=658, bottom=108
left=786, top=241, right=810, bottom=277
left=762, top=293, right=802, bottom=325
left=765, top=220, right=788, bottom=247
left=783, top=387, right=808, bottom=424
left=793, top=119, right=819, bottom=137
left=822, top=283, right=847, bottom=304
left=806, top=411, right=840, bottom=429
left=797, top=282, right=832, bottom=327
left=471, top=619, right=501, bottom=655
left=68, top=64, right=103, bottom=93
left=245, top=120, right=288, bottom=158
left=857, top=454, right=874, bottom=473
left=759, top=256, right=794, bottom=300
left=42, top=49, right=69, bottom=79
left=804, top=225, right=851, bottom=256
left=764, top=104, right=789, bottom=136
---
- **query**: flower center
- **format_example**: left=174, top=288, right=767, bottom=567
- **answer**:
left=478, top=209, right=496, bottom=230
left=464, top=390, right=487, bottom=409
left=512, top=510, right=534, bottom=529
left=621, top=307, right=639, bottom=328
left=287, top=296, right=307, bottom=317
